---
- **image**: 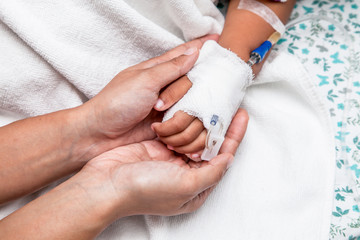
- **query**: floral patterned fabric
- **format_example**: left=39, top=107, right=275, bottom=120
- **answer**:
left=273, top=0, right=360, bottom=238
left=217, top=0, right=360, bottom=238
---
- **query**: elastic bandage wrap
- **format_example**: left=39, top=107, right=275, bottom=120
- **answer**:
left=237, top=0, right=285, bottom=35
left=163, top=40, right=253, bottom=146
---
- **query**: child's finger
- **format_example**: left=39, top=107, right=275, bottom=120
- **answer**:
left=169, top=130, right=206, bottom=154
left=158, top=118, right=204, bottom=146
left=154, top=76, right=192, bottom=111
left=152, top=111, right=194, bottom=137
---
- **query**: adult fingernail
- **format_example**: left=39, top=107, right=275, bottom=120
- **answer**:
left=184, top=47, right=197, bottom=56
left=167, top=145, right=174, bottom=150
left=155, top=99, right=164, bottom=110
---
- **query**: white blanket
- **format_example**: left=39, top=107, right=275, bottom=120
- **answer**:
left=0, top=1, right=335, bottom=239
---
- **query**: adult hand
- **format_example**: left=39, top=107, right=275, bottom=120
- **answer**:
left=80, top=35, right=219, bottom=148
left=0, top=109, right=248, bottom=240
left=0, top=35, right=218, bottom=204
left=82, top=108, right=248, bottom=218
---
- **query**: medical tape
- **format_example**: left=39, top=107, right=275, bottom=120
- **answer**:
left=237, top=0, right=286, bottom=35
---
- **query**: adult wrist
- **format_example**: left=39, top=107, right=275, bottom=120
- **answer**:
left=71, top=99, right=144, bottom=163
left=64, top=105, right=113, bottom=165
left=0, top=170, right=130, bottom=240
left=73, top=167, right=133, bottom=226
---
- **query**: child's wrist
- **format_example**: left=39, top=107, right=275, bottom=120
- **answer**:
left=218, top=35, right=263, bottom=76
left=218, top=35, right=251, bottom=61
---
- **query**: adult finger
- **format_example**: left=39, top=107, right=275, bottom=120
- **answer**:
left=143, top=48, right=199, bottom=91
left=219, top=108, right=249, bottom=155
left=132, top=34, right=219, bottom=70
left=154, top=75, right=193, bottom=111
left=177, top=153, right=234, bottom=214
left=178, top=187, right=215, bottom=214
left=187, top=153, right=233, bottom=193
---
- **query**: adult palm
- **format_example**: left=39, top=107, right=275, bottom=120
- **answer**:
left=82, top=108, right=249, bottom=217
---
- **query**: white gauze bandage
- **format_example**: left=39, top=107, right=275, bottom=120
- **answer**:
left=163, top=40, right=253, bottom=159
left=237, top=0, right=286, bottom=35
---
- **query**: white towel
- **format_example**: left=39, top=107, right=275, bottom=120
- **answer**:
left=0, top=0, right=223, bottom=118
left=0, top=1, right=335, bottom=239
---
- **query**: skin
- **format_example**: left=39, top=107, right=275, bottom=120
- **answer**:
left=0, top=106, right=249, bottom=240
left=153, top=0, right=296, bottom=160
left=0, top=35, right=250, bottom=239
left=0, top=35, right=218, bottom=204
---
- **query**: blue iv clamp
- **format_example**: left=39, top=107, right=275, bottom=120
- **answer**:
left=247, top=31, right=281, bottom=66
left=247, top=40, right=272, bottom=67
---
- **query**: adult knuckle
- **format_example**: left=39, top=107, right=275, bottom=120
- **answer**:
left=192, top=39, right=202, bottom=48
left=138, top=69, right=152, bottom=82
left=150, top=58, right=163, bottom=67
left=170, top=57, right=183, bottom=75
left=185, top=38, right=201, bottom=49
left=177, top=45, right=188, bottom=54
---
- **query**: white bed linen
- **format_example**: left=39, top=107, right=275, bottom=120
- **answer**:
left=0, top=1, right=335, bottom=239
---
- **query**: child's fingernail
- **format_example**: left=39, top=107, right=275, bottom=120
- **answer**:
left=167, top=145, right=174, bottom=150
left=155, top=99, right=164, bottom=109
left=191, top=154, right=200, bottom=159
left=184, top=47, right=197, bottom=56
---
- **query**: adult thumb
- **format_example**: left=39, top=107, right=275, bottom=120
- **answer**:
left=194, top=153, right=234, bottom=192
left=144, top=47, right=199, bottom=91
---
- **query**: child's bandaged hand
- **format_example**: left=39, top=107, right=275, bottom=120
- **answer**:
left=154, top=41, right=252, bottom=161
left=152, top=111, right=206, bottom=160
left=152, top=74, right=205, bottom=161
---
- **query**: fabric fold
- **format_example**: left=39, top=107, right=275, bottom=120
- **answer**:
left=0, top=1, right=335, bottom=239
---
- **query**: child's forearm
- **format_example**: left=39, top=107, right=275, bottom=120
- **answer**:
left=219, top=0, right=296, bottom=74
